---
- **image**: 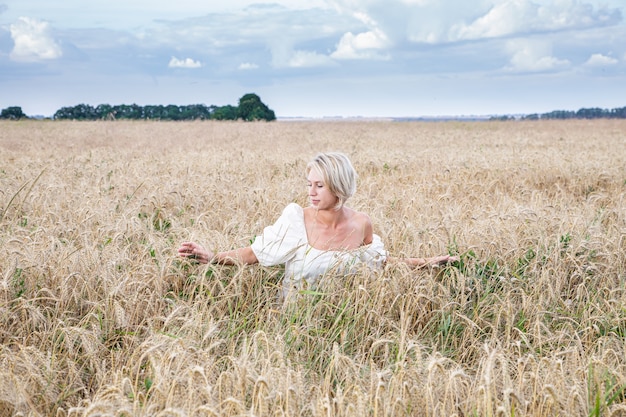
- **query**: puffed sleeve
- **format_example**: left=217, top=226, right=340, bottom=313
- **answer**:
left=358, top=234, right=387, bottom=269
left=251, top=203, right=307, bottom=267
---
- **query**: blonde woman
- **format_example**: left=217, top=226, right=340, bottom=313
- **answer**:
left=178, top=152, right=457, bottom=296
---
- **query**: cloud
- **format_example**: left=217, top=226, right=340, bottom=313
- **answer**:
left=331, top=29, right=391, bottom=59
left=134, top=5, right=352, bottom=71
left=451, top=1, right=540, bottom=40
left=450, top=0, right=623, bottom=42
left=268, top=46, right=337, bottom=69
left=323, top=7, right=395, bottom=59
left=9, top=17, right=63, bottom=62
left=238, top=62, right=259, bottom=70
left=504, top=39, right=570, bottom=72
left=288, top=50, right=336, bottom=67
left=330, top=0, right=623, bottom=46
left=168, top=56, right=202, bottom=68
left=584, top=53, right=619, bottom=67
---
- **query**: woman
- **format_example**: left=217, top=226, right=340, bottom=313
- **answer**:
left=178, top=152, right=457, bottom=297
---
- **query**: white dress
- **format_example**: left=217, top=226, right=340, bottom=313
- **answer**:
left=250, top=203, right=387, bottom=296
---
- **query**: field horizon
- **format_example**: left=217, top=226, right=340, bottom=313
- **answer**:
left=1, top=119, right=625, bottom=416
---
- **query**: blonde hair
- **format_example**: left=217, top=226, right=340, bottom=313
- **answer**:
left=306, top=152, right=357, bottom=209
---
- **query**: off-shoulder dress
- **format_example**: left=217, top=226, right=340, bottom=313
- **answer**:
left=250, top=203, right=387, bottom=297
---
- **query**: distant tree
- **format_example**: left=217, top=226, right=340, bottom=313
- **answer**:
left=149, top=105, right=166, bottom=120
left=181, top=104, right=211, bottom=120
left=237, top=93, right=276, bottom=121
left=489, top=115, right=513, bottom=121
left=576, top=107, right=608, bottom=119
left=112, top=104, right=143, bottom=119
left=49, top=95, right=278, bottom=122
left=610, top=107, right=626, bottom=118
left=525, top=106, right=626, bottom=120
left=74, top=103, right=97, bottom=120
left=53, top=107, right=71, bottom=120
left=95, top=104, right=114, bottom=120
left=541, top=110, right=576, bottom=120
left=0, top=106, right=27, bottom=120
left=211, top=105, right=239, bottom=120
left=164, top=104, right=181, bottom=120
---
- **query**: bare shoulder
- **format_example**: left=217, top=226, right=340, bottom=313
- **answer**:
left=343, top=206, right=371, bottom=223
left=344, top=207, right=373, bottom=243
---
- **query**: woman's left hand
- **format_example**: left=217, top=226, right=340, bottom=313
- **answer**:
left=177, top=241, right=213, bottom=264
left=430, top=255, right=460, bottom=266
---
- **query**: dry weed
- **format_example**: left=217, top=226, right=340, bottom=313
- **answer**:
left=0, top=119, right=625, bottom=416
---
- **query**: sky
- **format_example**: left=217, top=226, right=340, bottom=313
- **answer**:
left=0, top=0, right=625, bottom=118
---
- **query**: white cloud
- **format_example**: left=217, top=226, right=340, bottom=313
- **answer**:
left=331, top=28, right=390, bottom=60
left=9, top=17, right=63, bottom=62
left=584, top=53, right=618, bottom=67
left=330, top=0, right=623, bottom=45
left=451, top=0, right=539, bottom=40
left=0, top=0, right=328, bottom=30
left=352, top=10, right=378, bottom=27
left=398, top=0, right=431, bottom=5
left=269, top=45, right=336, bottom=68
left=449, top=0, right=623, bottom=42
left=238, top=62, right=259, bottom=70
left=504, top=39, right=570, bottom=72
left=288, top=50, right=335, bottom=67
left=2, top=0, right=625, bottom=118
left=168, top=56, right=202, bottom=68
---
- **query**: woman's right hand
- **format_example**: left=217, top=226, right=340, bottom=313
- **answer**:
left=177, top=241, right=213, bottom=264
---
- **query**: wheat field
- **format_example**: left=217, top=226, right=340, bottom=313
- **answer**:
left=0, top=119, right=625, bottom=416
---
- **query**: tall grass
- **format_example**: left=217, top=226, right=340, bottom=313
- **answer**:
left=0, top=119, right=625, bottom=416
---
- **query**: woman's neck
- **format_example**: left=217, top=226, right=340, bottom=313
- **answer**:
left=313, top=206, right=345, bottom=229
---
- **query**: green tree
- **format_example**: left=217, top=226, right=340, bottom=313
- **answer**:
left=541, top=110, right=576, bottom=120
left=237, top=93, right=276, bottom=121
left=113, top=104, right=143, bottom=119
left=49, top=95, right=279, bottom=122
left=181, top=104, right=211, bottom=120
left=54, top=106, right=73, bottom=120
left=74, top=103, right=97, bottom=120
left=211, top=105, right=239, bottom=120
left=577, top=107, right=606, bottom=119
left=610, top=107, right=626, bottom=118
left=489, top=115, right=513, bottom=121
left=0, top=106, right=27, bottom=120
left=95, top=104, right=114, bottom=120
left=164, top=104, right=181, bottom=120
left=53, top=104, right=97, bottom=120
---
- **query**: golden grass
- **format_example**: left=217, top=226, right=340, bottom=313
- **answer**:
left=0, top=119, right=625, bottom=416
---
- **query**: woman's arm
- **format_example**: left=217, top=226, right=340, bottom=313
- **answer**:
left=178, top=242, right=259, bottom=265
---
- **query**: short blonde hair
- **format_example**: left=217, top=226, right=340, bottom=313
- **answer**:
left=306, top=152, right=357, bottom=209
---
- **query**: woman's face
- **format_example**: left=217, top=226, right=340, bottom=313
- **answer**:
left=307, top=169, right=338, bottom=210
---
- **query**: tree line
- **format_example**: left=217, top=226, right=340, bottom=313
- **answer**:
left=520, top=106, right=626, bottom=120
left=487, top=106, right=626, bottom=121
left=3, top=100, right=626, bottom=122
left=0, top=93, right=276, bottom=121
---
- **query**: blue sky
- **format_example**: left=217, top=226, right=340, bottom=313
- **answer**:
left=1, top=0, right=624, bottom=118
